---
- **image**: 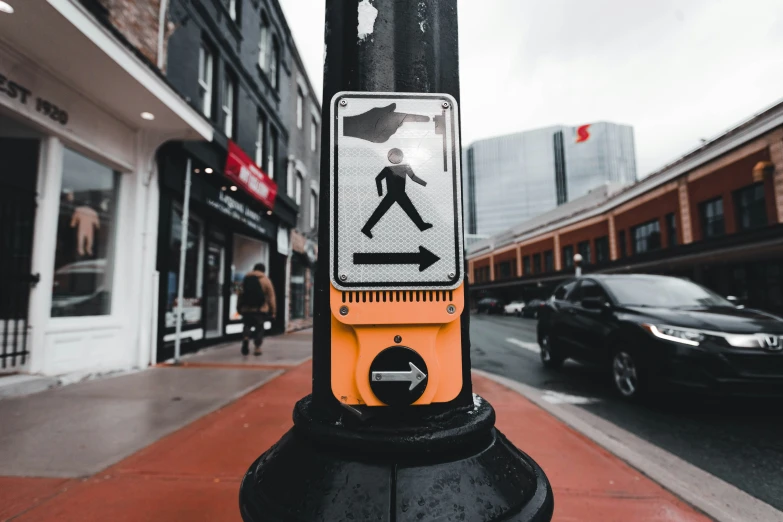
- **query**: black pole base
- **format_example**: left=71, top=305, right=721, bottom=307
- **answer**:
left=239, top=395, right=554, bottom=521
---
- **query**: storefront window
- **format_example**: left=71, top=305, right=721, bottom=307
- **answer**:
left=165, top=205, right=204, bottom=329
left=51, top=148, right=119, bottom=317
left=230, top=234, right=269, bottom=321
left=291, top=258, right=306, bottom=320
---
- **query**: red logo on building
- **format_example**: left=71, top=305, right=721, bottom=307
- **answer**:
left=224, top=140, right=277, bottom=210
left=575, top=124, right=591, bottom=143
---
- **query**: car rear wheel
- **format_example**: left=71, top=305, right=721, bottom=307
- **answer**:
left=611, top=349, right=647, bottom=400
left=539, top=333, right=564, bottom=369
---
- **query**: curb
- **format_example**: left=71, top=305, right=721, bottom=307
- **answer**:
left=473, top=368, right=783, bottom=522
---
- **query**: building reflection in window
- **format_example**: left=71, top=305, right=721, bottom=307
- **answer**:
left=51, top=148, right=119, bottom=317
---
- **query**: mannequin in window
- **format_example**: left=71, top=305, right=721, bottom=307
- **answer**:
left=70, top=203, right=100, bottom=257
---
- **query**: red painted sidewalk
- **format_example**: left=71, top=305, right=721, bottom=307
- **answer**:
left=1, top=361, right=709, bottom=521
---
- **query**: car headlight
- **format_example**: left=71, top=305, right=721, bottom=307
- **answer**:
left=722, top=333, right=764, bottom=349
left=641, top=324, right=705, bottom=346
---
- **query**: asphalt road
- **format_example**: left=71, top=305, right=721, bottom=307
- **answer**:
left=469, top=312, right=783, bottom=511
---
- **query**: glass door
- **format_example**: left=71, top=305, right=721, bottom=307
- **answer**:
left=204, top=241, right=225, bottom=338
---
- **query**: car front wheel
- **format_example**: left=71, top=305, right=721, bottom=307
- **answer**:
left=611, top=349, right=647, bottom=400
left=539, top=333, right=564, bottom=369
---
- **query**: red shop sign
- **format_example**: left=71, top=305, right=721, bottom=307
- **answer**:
left=224, top=140, right=277, bottom=210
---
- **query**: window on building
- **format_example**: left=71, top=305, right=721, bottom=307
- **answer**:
left=229, top=234, right=268, bottom=322
left=165, top=204, right=204, bottom=328
left=577, top=240, right=591, bottom=265
left=295, top=172, right=303, bottom=205
left=665, top=212, right=677, bottom=247
left=700, top=197, right=725, bottom=239
left=228, top=0, right=238, bottom=22
left=498, top=261, right=512, bottom=279
left=532, top=253, right=542, bottom=274
left=618, top=230, right=627, bottom=258
left=258, top=15, right=269, bottom=70
left=52, top=148, right=120, bottom=317
left=310, top=189, right=318, bottom=229
left=543, top=250, right=554, bottom=272
left=595, top=236, right=609, bottom=264
left=198, top=43, right=214, bottom=119
left=562, top=245, right=574, bottom=269
left=734, top=183, right=767, bottom=231
left=268, top=127, right=277, bottom=179
left=270, top=36, right=280, bottom=90
left=632, top=219, right=661, bottom=254
left=255, top=113, right=266, bottom=167
left=474, top=266, right=490, bottom=283
left=222, top=71, right=236, bottom=139
left=290, top=258, right=306, bottom=320
left=286, top=162, right=295, bottom=199
left=522, top=256, right=531, bottom=275
left=310, top=117, right=318, bottom=152
left=296, top=88, right=304, bottom=130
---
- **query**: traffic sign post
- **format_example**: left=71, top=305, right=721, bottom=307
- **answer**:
left=329, top=92, right=465, bottom=408
left=239, top=2, right=553, bottom=520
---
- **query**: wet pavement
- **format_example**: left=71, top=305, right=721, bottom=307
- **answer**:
left=469, top=313, right=783, bottom=512
left=0, top=331, right=311, bottom=478
left=1, top=335, right=708, bottom=521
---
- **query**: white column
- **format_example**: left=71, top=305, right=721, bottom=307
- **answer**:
left=129, top=132, right=162, bottom=369
left=27, top=137, right=64, bottom=374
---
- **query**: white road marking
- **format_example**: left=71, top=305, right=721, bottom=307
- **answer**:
left=541, top=390, right=599, bottom=405
left=506, top=337, right=541, bottom=353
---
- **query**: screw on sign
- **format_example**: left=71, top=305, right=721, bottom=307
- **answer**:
left=329, top=92, right=465, bottom=407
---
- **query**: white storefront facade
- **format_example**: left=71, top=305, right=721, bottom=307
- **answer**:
left=0, top=0, right=211, bottom=377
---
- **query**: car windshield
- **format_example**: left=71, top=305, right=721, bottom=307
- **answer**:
left=602, top=277, right=733, bottom=308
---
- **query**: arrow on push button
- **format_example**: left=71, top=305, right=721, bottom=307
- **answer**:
left=372, top=362, right=427, bottom=391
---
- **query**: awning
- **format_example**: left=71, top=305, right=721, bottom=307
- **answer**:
left=0, top=0, right=212, bottom=141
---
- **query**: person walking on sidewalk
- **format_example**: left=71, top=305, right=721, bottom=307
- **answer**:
left=237, top=263, right=276, bottom=356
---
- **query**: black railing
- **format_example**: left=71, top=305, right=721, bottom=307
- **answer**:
left=0, top=187, right=37, bottom=369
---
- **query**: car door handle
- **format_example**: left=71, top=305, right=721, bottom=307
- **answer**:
left=566, top=308, right=576, bottom=314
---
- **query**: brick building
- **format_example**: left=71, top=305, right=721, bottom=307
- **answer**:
left=468, top=99, right=783, bottom=316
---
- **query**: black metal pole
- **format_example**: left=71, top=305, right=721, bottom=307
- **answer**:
left=312, top=0, right=473, bottom=420
left=239, top=2, right=553, bottom=520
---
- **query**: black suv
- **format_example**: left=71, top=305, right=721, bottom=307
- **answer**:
left=537, top=274, right=783, bottom=400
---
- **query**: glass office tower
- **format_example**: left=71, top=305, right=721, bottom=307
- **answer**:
left=464, top=122, right=637, bottom=236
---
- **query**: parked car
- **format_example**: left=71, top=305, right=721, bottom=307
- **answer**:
left=537, top=274, right=783, bottom=400
left=504, top=301, right=526, bottom=316
left=51, top=259, right=110, bottom=317
left=522, top=298, right=545, bottom=318
left=476, top=297, right=505, bottom=315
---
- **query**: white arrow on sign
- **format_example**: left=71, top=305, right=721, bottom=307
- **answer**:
left=372, top=362, right=427, bottom=391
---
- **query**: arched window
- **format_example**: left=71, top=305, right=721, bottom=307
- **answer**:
left=270, top=35, right=280, bottom=90
left=258, top=14, right=269, bottom=70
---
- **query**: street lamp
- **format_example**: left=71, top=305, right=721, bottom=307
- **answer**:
left=574, top=253, right=583, bottom=277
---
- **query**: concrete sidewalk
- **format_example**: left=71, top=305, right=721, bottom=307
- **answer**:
left=1, top=330, right=709, bottom=521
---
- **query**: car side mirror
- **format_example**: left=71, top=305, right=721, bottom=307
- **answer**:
left=581, top=297, right=607, bottom=310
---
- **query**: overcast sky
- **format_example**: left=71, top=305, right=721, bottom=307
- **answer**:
left=278, top=0, right=783, bottom=177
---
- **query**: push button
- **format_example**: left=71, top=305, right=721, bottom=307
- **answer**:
left=369, top=346, right=428, bottom=406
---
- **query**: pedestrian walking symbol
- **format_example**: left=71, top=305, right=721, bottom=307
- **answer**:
left=330, top=92, right=463, bottom=290
left=361, top=148, right=433, bottom=239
